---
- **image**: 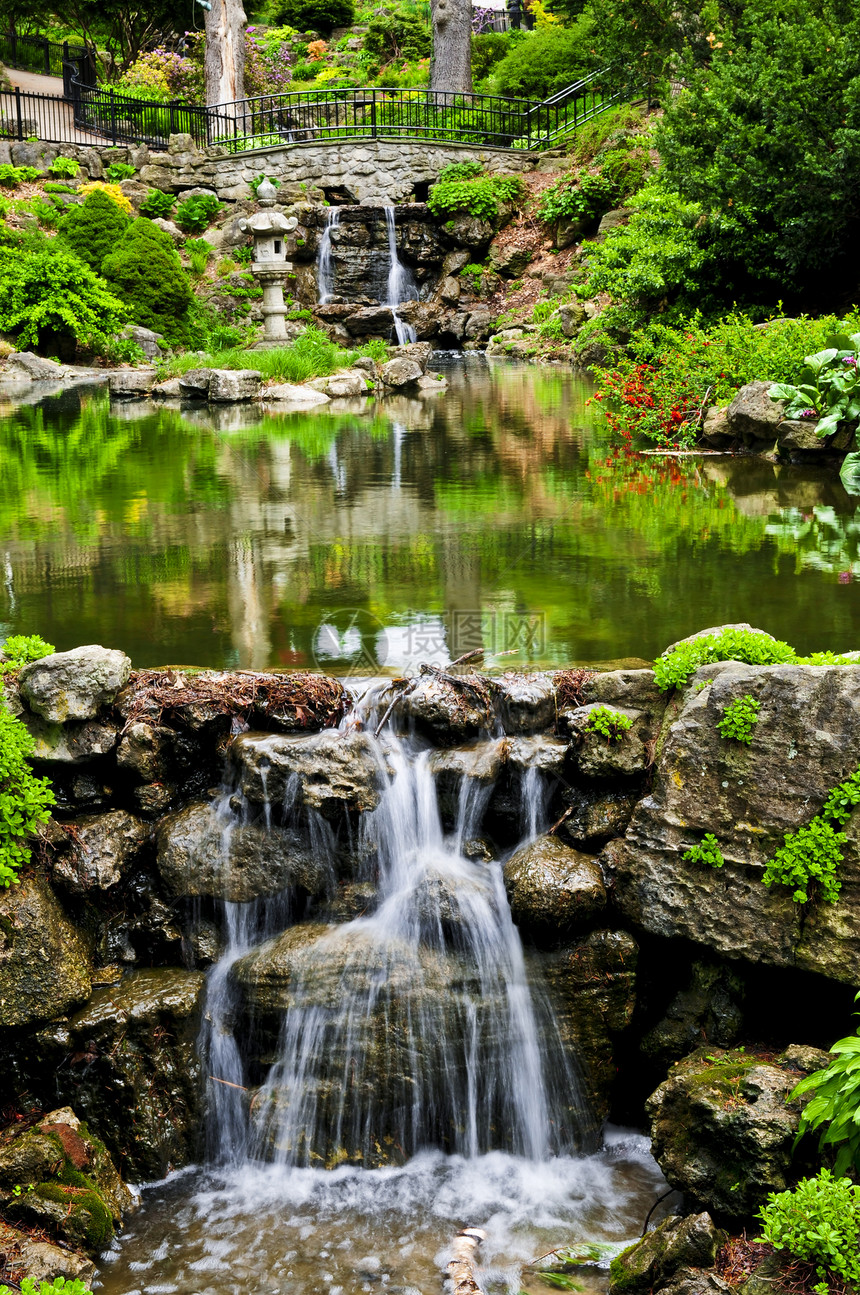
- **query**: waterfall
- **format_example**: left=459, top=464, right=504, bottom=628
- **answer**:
left=317, top=207, right=341, bottom=303
left=384, top=206, right=418, bottom=345
left=202, top=693, right=593, bottom=1173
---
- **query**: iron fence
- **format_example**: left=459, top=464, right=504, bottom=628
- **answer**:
left=1, top=29, right=95, bottom=96
left=0, top=65, right=646, bottom=152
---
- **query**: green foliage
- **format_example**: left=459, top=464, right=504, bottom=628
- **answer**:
left=763, top=817, right=847, bottom=906
left=769, top=327, right=860, bottom=438
left=101, top=218, right=194, bottom=347
left=428, top=172, right=524, bottom=224
left=364, top=9, right=431, bottom=62
left=161, top=327, right=363, bottom=384
left=459, top=262, right=487, bottom=294
left=185, top=237, right=213, bottom=276
left=585, top=704, right=633, bottom=741
left=249, top=173, right=281, bottom=195
left=471, top=30, right=523, bottom=83
left=0, top=698, right=55, bottom=888
left=757, top=1170, right=860, bottom=1292
left=822, top=769, right=860, bottom=826
left=438, top=161, right=483, bottom=184
left=792, top=1000, right=860, bottom=1179
left=104, top=161, right=136, bottom=182
left=0, top=634, right=54, bottom=674
left=43, top=181, right=77, bottom=195
left=266, top=0, right=355, bottom=34
left=139, top=188, right=177, bottom=218
left=48, top=156, right=80, bottom=179
left=539, top=147, right=649, bottom=228
left=0, top=1279, right=92, bottom=1295
left=683, top=833, right=725, bottom=869
left=174, top=193, right=222, bottom=234
left=0, top=243, right=127, bottom=353
left=717, top=694, right=760, bottom=745
left=654, top=628, right=798, bottom=691
left=0, top=164, right=41, bottom=188
left=58, top=189, right=131, bottom=272
left=491, top=19, right=597, bottom=99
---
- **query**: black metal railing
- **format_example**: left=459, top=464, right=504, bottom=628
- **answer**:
left=1, top=29, right=94, bottom=96
left=0, top=64, right=645, bottom=152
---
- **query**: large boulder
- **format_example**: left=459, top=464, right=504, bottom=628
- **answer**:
left=2, top=353, right=65, bottom=380
left=51, top=810, right=148, bottom=894
left=645, top=1048, right=811, bottom=1220
left=19, top=646, right=131, bottom=723
left=108, top=369, right=157, bottom=399
left=23, top=714, right=119, bottom=763
left=503, top=835, right=606, bottom=940
left=233, top=730, right=385, bottom=819
left=262, top=382, right=330, bottom=405
left=609, top=1213, right=726, bottom=1295
left=0, top=1219, right=96, bottom=1286
left=726, top=381, right=784, bottom=445
left=33, top=968, right=205, bottom=1180
left=380, top=357, right=423, bottom=388
left=603, top=662, right=860, bottom=983
left=208, top=369, right=262, bottom=402
left=156, top=800, right=329, bottom=902
left=495, top=672, right=557, bottom=733
left=399, top=675, right=494, bottom=745
left=0, top=873, right=92, bottom=1028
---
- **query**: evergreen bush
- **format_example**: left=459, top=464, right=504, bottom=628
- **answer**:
left=58, top=190, right=131, bottom=272
left=266, top=0, right=354, bottom=34
left=0, top=243, right=127, bottom=353
left=491, top=20, right=597, bottom=99
left=101, top=219, right=194, bottom=347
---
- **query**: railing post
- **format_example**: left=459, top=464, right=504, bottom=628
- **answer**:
left=371, top=88, right=377, bottom=138
left=14, top=85, right=23, bottom=140
left=43, top=34, right=50, bottom=76
left=109, top=87, right=117, bottom=144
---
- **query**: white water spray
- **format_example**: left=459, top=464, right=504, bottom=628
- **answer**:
left=317, top=207, right=341, bottom=303
left=384, top=206, right=418, bottom=345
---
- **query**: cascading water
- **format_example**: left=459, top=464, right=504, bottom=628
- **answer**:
left=317, top=207, right=341, bottom=303
left=384, top=206, right=419, bottom=344
left=202, top=692, right=592, bottom=1170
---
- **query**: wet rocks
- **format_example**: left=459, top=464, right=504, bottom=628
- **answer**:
left=0, top=1219, right=96, bottom=1286
left=399, top=675, right=494, bottom=745
left=19, top=646, right=131, bottom=723
left=208, top=369, right=262, bottom=402
left=0, top=873, right=92, bottom=1028
left=609, top=1213, right=726, bottom=1295
left=495, top=672, right=557, bottom=733
left=645, top=1048, right=810, bottom=1220
left=156, top=800, right=329, bottom=902
left=503, top=835, right=606, bottom=940
left=603, top=661, right=860, bottom=983
left=24, top=715, right=119, bottom=764
left=2, top=352, right=66, bottom=381
left=108, top=369, right=157, bottom=399
left=234, top=730, right=386, bottom=819
left=33, top=968, right=206, bottom=1179
left=566, top=702, right=650, bottom=778
left=726, top=381, right=784, bottom=446
left=51, top=809, right=148, bottom=894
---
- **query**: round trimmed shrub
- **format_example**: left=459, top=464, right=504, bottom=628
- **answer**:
left=492, top=20, right=598, bottom=99
left=58, top=189, right=131, bottom=272
left=101, top=219, right=194, bottom=347
left=267, top=0, right=354, bottom=34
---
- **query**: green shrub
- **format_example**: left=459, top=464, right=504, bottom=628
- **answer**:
left=428, top=172, right=524, bottom=224
left=683, top=834, right=725, bottom=869
left=364, top=9, right=431, bottom=62
left=471, top=30, right=524, bottom=83
left=822, top=769, right=860, bottom=826
left=0, top=634, right=54, bottom=674
left=266, top=0, right=354, bottom=34
left=769, top=325, right=860, bottom=438
left=0, top=1279, right=91, bottom=1295
left=0, top=243, right=127, bottom=353
left=58, top=189, right=131, bottom=272
left=185, top=237, right=213, bottom=276
left=48, top=156, right=80, bottom=179
left=101, top=219, right=194, bottom=347
left=174, top=193, right=222, bottom=234
left=792, top=1000, right=860, bottom=1178
left=763, top=817, right=847, bottom=906
left=0, top=164, right=41, bottom=187
left=585, top=705, right=633, bottom=741
left=717, top=695, right=760, bottom=745
left=104, top=161, right=136, bottom=181
left=0, top=696, right=55, bottom=888
left=653, top=628, right=798, bottom=691
left=757, top=1170, right=860, bottom=1292
left=139, top=188, right=177, bottom=218
left=491, top=19, right=598, bottom=99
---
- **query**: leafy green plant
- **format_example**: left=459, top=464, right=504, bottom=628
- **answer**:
left=0, top=243, right=127, bottom=353
left=683, top=833, right=725, bottom=869
left=757, top=1169, right=860, bottom=1293
left=104, top=161, right=136, bottom=182
left=185, top=237, right=213, bottom=276
left=791, top=997, right=860, bottom=1178
left=0, top=698, right=55, bottom=888
left=822, top=768, right=860, bottom=825
left=250, top=173, right=281, bottom=195
left=769, top=327, right=860, bottom=438
left=48, top=156, right=80, bottom=179
left=585, top=705, right=633, bottom=741
left=460, top=262, right=486, bottom=294
left=0, top=634, right=54, bottom=674
left=101, top=219, right=194, bottom=348
left=0, top=1279, right=92, bottom=1295
left=653, top=628, right=798, bottom=691
left=491, top=18, right=598, bottom=99
left=139, top=188, right=178, bottom=219
left=438, top=161, right=483, bottom=184
left=763, top=817, right=847, bottom=906
left=428, top=173, right=524, bottom=224
left=58, top=189, right=131, bottom=272
left=539, top=148, right=649, bottom=228
left=717, top=694, right=760, bottom=745
left=174, top=193, right=222, bottom=234
left=0, top=164, right=41, bottom=187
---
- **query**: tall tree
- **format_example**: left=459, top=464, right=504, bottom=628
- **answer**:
left=205, top=0, right=246, bottom=108
left=430, top=0, right=472, bottom=96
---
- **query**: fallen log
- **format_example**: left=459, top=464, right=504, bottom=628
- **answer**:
left=446, top=1227, right=487, bottom=1295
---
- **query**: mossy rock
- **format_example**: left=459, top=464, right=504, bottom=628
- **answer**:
left=608, top=1213, right=725, bottom=1295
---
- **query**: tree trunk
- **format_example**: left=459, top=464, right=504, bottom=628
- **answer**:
left=205, top=0, right=247, bottom=109
left=430, top=0, right=473, bottom=98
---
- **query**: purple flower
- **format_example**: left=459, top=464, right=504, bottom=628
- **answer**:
left=800, top=408, right=819, bottom=418
left=843, top=354, right=857, bottom=366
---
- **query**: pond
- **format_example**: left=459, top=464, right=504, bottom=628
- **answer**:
left=2, top=358, right=860, bottom=672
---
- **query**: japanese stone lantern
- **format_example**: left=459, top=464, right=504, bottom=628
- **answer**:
left=238, top=178, right=298, bottom=346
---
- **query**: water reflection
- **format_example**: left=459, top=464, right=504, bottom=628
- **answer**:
left=1, top=363, right=859, bottom=670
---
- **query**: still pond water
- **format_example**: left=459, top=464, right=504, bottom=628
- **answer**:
left=3, top=358, right=860, bottom=671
